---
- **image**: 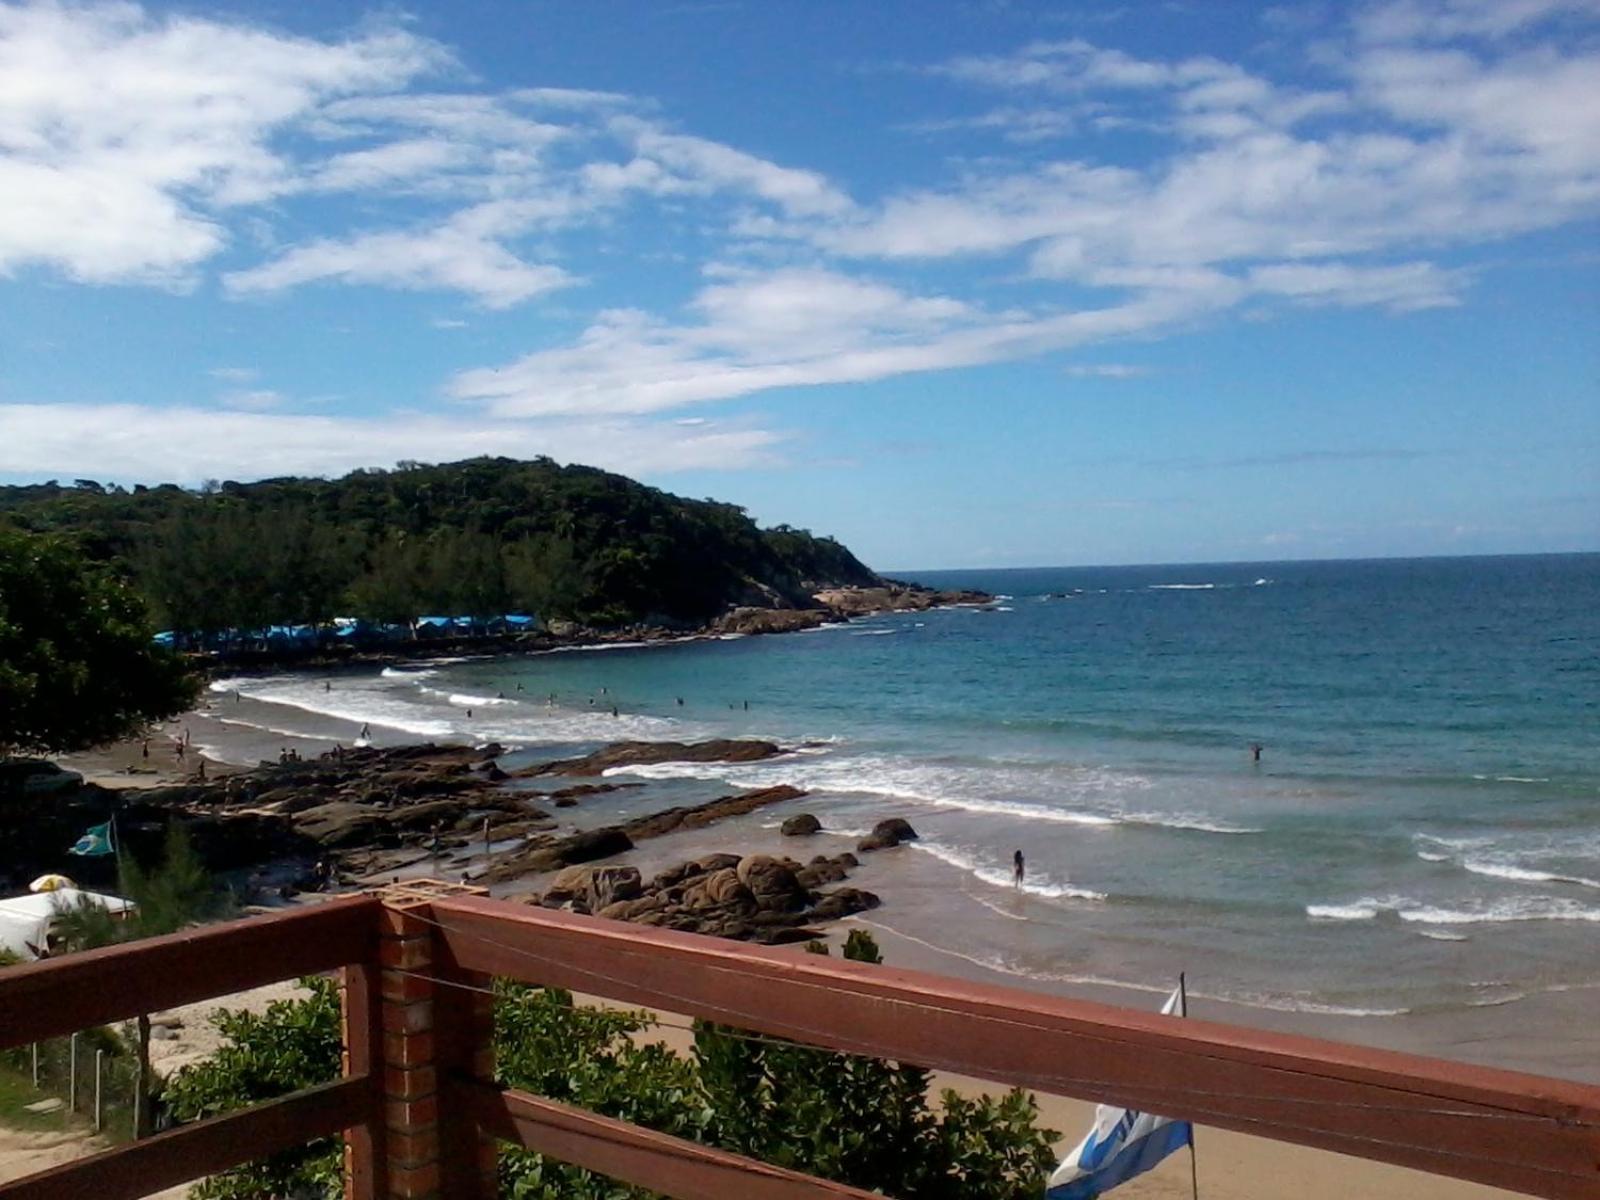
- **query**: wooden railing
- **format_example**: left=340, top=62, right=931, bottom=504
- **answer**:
left=1, top=887, right=1597, bottom=1199
left=0, top=896, right=382, bottom=1200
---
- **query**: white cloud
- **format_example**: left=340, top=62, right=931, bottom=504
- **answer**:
left=1354, top=0, right=1600, bottom=43
left=449, top=266, right=1227, bottom=417
left=1248, top=260, right=1464, bottom=310
left=1063, top=363, right=1151, bottom=378
left=224, top=218, right=575, bottom=309
left=207, top=366, right=259, bottom=383
left=0, top=1, right=444, bottom=285
left=0, top=403, right=783, bottom=482
left=217, top=389, right=285, bottom=411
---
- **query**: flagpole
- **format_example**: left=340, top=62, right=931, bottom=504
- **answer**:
left=1180, top=972, right=1200, bottom=1200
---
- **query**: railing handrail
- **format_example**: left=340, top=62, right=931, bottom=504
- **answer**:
left=0, top=895, right=380, bottom=1050
left=2, top=890, right=1596, bottom=1199
left=427, top=894, right=1600, bottom=1200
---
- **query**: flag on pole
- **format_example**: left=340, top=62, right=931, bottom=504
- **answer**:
left=67, top=820, right=116, bottom=857
left=1045, top=986, right=1193, bottom=1199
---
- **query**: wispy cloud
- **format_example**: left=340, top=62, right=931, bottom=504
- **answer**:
left=0, top=403, right=783, bottom=482
left=1063, top=363, right=1152, bottom=378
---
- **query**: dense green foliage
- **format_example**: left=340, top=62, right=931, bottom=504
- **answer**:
left=0, top=527, right=196, bottom=755
left=0, top=457, right=877, bottom=631
left=160, top=978, right=345, bottom=1200
left=163, top=932, right=1058, bottom=1200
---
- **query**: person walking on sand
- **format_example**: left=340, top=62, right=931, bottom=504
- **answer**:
left=1013, top=849, right=1025, bottom=887
left=359, top=723, right=371, bottom=741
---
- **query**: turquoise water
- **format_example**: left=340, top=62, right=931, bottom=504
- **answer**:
left=218, top=554, right=1600, bottom=1024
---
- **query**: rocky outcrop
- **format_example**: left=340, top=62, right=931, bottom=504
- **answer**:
left=711, top=607, right=832, bottom=635
left=526, top=850, right=878, bottom=945
left=781, top=813, right=821, bottom=836
left=540, top=781, right=643, bottom=808
left=813, top=583, right=991, bottom=616
left=622, top=785, right=806, bottom=839
left=857, top=818, right=918, bottom=852
left=517, top=739, right=787, bottom=778
left=482, top=785, right=806, bottom=883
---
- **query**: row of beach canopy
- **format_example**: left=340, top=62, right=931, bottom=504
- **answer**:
left=152, top=614, right=538, bottom=649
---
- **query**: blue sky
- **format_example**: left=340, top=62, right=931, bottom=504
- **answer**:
left=0, top=0, right=1595, bottom=569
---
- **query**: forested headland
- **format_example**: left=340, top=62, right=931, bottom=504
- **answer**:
left=0, top=457, right=879, bottom=633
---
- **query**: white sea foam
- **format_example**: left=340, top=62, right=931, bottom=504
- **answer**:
left=1121, top=812, right=1263, bottom=835
left=849, top=629, right=897, bottom=636
left=1417, top=929, right=1470, bottom=942
left=380, top=666, right=436, bottom=681
left=1253, top=578, right=1272, bottom=586
left=1309, top=895, right=1600, bottom=925
left=1460, top=860, right=1600, bottom=891
left=913, top=840, right=1107, bottom=901
left=603, top=752, right=1261, bottom=842
left=1148, top=583, right=1215, bottom=590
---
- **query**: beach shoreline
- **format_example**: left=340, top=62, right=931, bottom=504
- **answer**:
left=56, top=677, right=1600, bottom=1090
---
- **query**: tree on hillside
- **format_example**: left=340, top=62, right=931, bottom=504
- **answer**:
left=0, top=527, right=196, bottom=757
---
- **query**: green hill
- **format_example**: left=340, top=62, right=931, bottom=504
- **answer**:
left=0, top=457, right=878, bottom=631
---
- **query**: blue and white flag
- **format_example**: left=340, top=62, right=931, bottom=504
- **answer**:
left=67, top=820, right=116, bottom=857
left=1045, top=986, right=1193, bottom=1199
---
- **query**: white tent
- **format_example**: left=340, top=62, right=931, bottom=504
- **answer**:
left=0, top=888, right=135, bottom=960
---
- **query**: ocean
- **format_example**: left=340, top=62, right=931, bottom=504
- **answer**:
left=207, top=554, right=1600, bottom=1067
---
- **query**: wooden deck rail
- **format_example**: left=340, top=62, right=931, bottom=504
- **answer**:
left=1, top=889, right=1597, bottom=1199
left=425, top=894, right=1600, bottom=1200
left=0, top=896, right=384, bottom=1200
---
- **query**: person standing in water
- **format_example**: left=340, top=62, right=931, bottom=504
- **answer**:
left=1250, top=742, right=1264, bottom=763
left=1012, top=850, right=1025, bottom=887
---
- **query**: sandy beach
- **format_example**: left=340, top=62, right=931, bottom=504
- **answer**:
left=12, top=704, right=1581, bottom=1198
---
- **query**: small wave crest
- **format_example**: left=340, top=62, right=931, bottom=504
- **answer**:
left=1309, top=895, right=1600, bottom=925
left=913, top=840, right=1106, bottom=901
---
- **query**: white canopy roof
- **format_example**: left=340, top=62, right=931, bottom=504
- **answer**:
left=0, top=888, right=135, bottom=959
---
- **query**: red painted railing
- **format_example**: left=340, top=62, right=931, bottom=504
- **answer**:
left=0, top=888, right=1596, bottom=1199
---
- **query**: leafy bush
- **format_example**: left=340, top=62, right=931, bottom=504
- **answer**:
left=160, top=977, right=344, bottom=1200
left=158, top=932, right=1059, bottom=1200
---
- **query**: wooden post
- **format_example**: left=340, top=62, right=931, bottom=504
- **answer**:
left=94, top=1049, right=103, bottom=1132
left=135, top=1015, right=152, bottom=1139
left=67, top=1033, right=77, bottom=1113
left=341, top=962, right=386, bottom=1200
left=30, top=1042, right=37, bottom=1088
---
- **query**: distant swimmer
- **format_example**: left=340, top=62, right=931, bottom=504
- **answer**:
left=466, top=708, right=473, bottom=719
left=676, top=696, right=684, bottom=706
left=610, top=705, right=619, bottom=718
left=743, top=700, right=749, bottom=711
left=1013, top=850, right=1025, bottom=887
left=516, top=682, right=525, bottom=692
left=324, top=681, right=331, bottom=692
left=1250, top=742, right=1264, bottom=763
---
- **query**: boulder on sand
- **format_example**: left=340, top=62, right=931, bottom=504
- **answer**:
left=736, top=854, right=809, bottom=912
left=856, top=818, right=917, bottom=853
left=588, top=865, right=643, bottom=909
left=781, top=813, right=821, bottom=836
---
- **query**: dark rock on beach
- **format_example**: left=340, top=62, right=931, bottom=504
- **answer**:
left=524, top=850, right=877, bottom=945
left=516, top=739, right=787, bottom=778
left=857, top=818, right=918, bottom=852
left=482, top=785, right=806, bottom=883
left=781, top=813, right=822, bottom=836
